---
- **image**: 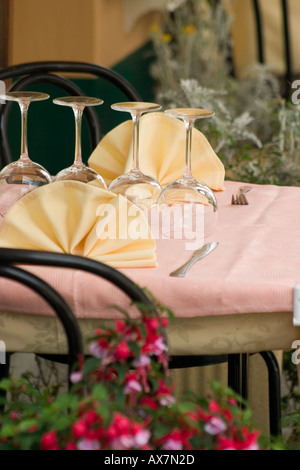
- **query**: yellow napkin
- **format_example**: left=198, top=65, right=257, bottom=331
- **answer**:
left=88, top=112, right=225, bottom=190
left=0, top=180, right=156, bottom=268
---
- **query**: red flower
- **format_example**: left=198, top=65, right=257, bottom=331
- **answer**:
left=209, top=400, right=221, bottom=413
left=144, top=317, right=160, bottom=332
left=108, top=412, right=131, bottom=436
left=115, top=340, right=130, bottom=361
left=72, top=420, right=88, bottom=439
left=115, top=320, right=126, bottom=333
left=28, top=425, right=38, bottom=433
left=140, top=396, right=159, bottom=410
left=41, top=431, right=59, bottom=450
left=9, top=411, right=19, bottom=420
left=65, top=441, right=77, bottom=450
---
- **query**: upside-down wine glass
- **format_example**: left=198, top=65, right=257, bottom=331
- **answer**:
left=53, top=96, right=106, bottom=187
left=157, top=108, right=218, bottom=244
left=109, top=102, right=162, bottom=209
left=0, top=91, right=52, bottom=187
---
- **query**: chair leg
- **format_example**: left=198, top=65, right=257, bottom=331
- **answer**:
left=228, top=354, right=244, bottom=396
left=0, top=352, right=11, bottom=411
left=241, top=353, right=249, bottom=402
left=259, top=351, right=282, bottom=437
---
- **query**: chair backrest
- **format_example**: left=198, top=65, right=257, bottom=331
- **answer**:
left=0, top=61, right=142, bottom=173
left=0, top=247, right=159, bottom=370
left=252, top=0, right=292, bottom=96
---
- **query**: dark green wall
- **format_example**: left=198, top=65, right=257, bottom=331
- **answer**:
left=6, top=42, right=157, bottom=175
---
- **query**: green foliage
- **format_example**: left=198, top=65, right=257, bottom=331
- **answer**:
left=149, top=0, right=300, bottom=187
left=0, top=305, right=264, bottom=451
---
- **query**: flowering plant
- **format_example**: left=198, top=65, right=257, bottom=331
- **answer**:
left=0, top=302, right=264, bottom=451
left=149, top=0, right=300, bottom=187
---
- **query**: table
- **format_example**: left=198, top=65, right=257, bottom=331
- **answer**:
left=1, top=180, right=300, bottom=434
left=0, top=180, right=299, bottom=357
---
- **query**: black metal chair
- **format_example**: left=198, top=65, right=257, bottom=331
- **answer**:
left=0, top=61, right=142, bottom=170
left=252, top=0, right=293, bottom=97
left=0, top=247, right=282, bottom=435
left=169, top=351, right=281, bottom=437
left=0, top=247, right=160, bottom=404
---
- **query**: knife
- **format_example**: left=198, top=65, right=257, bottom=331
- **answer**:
left=169, top=242, right=219, bottom=277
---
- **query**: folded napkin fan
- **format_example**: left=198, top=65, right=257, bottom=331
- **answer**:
left=88, top=112, right=225, bottom=191
left=0, top=180, right=156, bottom=268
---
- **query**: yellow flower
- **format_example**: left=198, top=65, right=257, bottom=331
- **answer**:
left=149, top=23, right=161, bottom=34
left=161, top=33, right=172, bottom=43
left=182, top=24, right=197, bottom=35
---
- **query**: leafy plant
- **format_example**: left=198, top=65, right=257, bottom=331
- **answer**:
left=0, top=305, right=264, bottom=451
left=149, top=0, right=300, bottom=186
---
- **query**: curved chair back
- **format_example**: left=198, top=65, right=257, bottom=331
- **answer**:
left=0, top=61, right=142, bottom=170
left=0, top=247, right=159, bottom=366
left=252, top=0, right=292, bottom=96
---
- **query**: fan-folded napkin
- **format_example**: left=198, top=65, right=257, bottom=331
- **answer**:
left=88, top=112, right=225, bottom=190
left=0, top=180, right=156, bottom=268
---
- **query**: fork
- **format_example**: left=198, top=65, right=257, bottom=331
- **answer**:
left=231, top=193, right=248, bottom=205
left=231, top=186, right=252, bottom=205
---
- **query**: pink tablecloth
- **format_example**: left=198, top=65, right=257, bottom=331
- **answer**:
left=0, top=181, right=299, bottom=320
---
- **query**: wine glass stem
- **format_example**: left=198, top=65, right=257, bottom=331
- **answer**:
left=184, top=119, right=193, bottom=179
left=19, top=101, right=29, bottom=157
left=131, top=112, right=141, bottom=172
left=73, top=106, right=83, bottom=166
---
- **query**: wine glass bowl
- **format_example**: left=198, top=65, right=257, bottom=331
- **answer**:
left=0, top=91, right=52, bottom=188
left=157, top=108, right=218, bottom=242
left=53, top=96, right=107, bottom=187
left=109, top=102, right=162, bottom=209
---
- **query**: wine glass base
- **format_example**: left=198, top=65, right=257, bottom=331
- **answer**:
left=157, top=177, right=217, bottom=242
left=109, top=171, right=161, bottom=209
left=0, top=160, right=52, bottom=187
left=54, top=164, right=107, bottom=188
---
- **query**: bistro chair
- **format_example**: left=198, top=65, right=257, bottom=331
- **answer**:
left=252, top=0, right=294, bottom=97
left=0, top=247, right=159, bottom=404
left=0, top=247, right=282, bottom=436
left=0, top=60, right=142, bottom=171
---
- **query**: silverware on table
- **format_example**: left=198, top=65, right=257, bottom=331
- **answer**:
left=231, top=185, right=252, bottom=205
left=231, top=193, right=248, bottom=205
left=169, top=241, right=219, bottom=277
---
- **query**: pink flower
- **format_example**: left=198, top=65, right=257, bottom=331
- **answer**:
left=162, top=439, right=183, bottom=450
left=151, top=335, right=168, bottom=355
left=77, top=438, right=101, bottom=450
left=204, top=416, right=227, bottom=435
left=159, top=395, right=176, bottom=406
left=124, top=378, right=142, bottom=394
left=132, top=354, right=151, bottom=367
left=110, top=435, right=133, bottom=450
left=160, top=430, right=185, bottom=451
left=124, top=372, right=142, bottom=394
left=70, top=371, right=83, bottom=384
left=132, top=428, right=151, bottom=448
left=89, top=341, right=107, bottom=359
left=131, top=423, right=151, bottom=448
